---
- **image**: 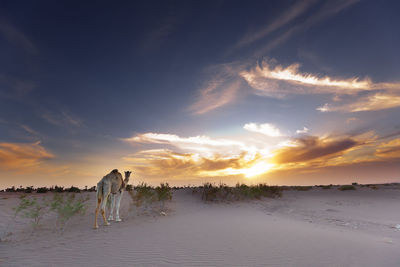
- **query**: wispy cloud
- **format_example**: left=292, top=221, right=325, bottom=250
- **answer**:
left=240, top=60, right=400, bottom=96
left=241, top=60, right=400, bottom=112
left=19, top=124, right=41, bottom=137
left=229, top=0, right=317, bottom=53
left=0, top=21, right=37, bottom=54
left=0, top=141, right=54, bottom=171
left=243, top=122, right=283, bottom=137
left=0, top=74, right=35, bottom=98
left=189, top=79, right=242, bottom=115
left=376, top=138, right=400, bottom=159
left=41, top=110, right=83, bottom=129
left=190, top=0, right=362, bottom=115
left=141, top=6, right=179, bottom=51
left=124, top=132, right=246, bottom=156
left=317, top=93, right=400, bottom=113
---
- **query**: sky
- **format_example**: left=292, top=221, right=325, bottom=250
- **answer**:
left=1, top=0, right=400, bottom=188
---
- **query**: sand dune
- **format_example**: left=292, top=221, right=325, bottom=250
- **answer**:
left=1, top=186, right=400, bottom=266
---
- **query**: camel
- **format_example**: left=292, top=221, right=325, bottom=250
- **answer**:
left=94, top=169, right=132, bottom=229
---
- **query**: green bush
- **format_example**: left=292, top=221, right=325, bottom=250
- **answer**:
left=155, top=183, right=172, bottom=202
left=129, top=183, right=173, bottom=214
left=293, top=186, right=312, bottom=191
left=13, top=193, right=89, bottom=230
left=54, top=186, right=64, bottom=193
left=130, top=183, right=156, bottom=207
left=322, top=185, right=332, bottom=189
left=338, top=185, right=356, bottom=191
left=125, top=184, right=133, bottom=192
left=49, top=193, right=89, bottom=230
left=66, top=186, right=81, bottom=193
left=201, top=183, right=282, bottom=202
left=36, top=187, right=48, bottom=193
left=13, top=196, right=47, bottom=227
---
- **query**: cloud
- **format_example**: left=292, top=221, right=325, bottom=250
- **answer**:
left=189, top=69, right=242, bottom=115
left=272, top=136, right=359, bottom=164
left=376, top=138, right=400, bottom=159
left=189, top=1, right=362, bottom=115
left=241, top=60, right=400, bottom=112
left=123, top=149, right=269, bottom=179
left=0, top=75, right=35, bottom=98
left=317, top=93, right=400, bottom=112
left=0, top=141, right=54, bottom=171
left=122, top=128, right=400, bottom=182
left=124, top=132, right=246, bottom=156
left=243, top=123, right=283, bottom=137
left=230, top=0, right=317, bottom=52
left=0, top=21, right=37, bottom=54
left=240, top=60, right=380, bottom=97
left=41, top=110, right=83, bottom=128
left=251, top=0, right=361, bottom=58
left=19, top=124, right=41, bottom=137
left=296, top=127, right=309, bottom=134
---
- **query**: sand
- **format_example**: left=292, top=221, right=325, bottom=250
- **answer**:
left=1, top=185, right=400, bottom=266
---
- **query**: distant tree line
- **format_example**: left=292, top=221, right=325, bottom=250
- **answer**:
left=1, top=185, right=96, bottom=193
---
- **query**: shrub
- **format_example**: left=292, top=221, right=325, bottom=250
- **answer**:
left=13, top=196, right=47, bottom=227
left=125, top=184, right=133, bottom=192
left=66, top=186, right=81, bottom=193
left=54, top=186, right=64, bottom=193
left=338, top=185, right=356, bottom=191
left=293, top=186, right=312, bottom=191
left=155, top=183, right=172, bottom=210
left=49, top=193, right=89, bottom=230
left=322, top=185, right=332, bottom=189
left=24, top=186, right=34, bottom=193
left=130, top=183, right=156, bottom=207
left=129, top=183, right=173, bottom=215
left=36, top=187, right=48, bottom=193
left=200, top=183, right=282, bottom=202
left=201, top=183, right=219, bottom=201
left=5, top=186, right=16, bottom=192
left=155, top=183, right=172, bottom=202
left=87, top=186, right=96, bottom=192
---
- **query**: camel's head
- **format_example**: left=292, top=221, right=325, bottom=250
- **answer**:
left=124, top=171, right=132, bottom=181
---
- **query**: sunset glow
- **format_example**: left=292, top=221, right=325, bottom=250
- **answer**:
left=1, top=0, right=399, bottom=188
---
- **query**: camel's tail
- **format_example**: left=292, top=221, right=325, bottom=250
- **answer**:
left=96, top=180, right=103, bottom=201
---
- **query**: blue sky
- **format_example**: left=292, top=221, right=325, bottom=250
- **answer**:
left=1, top=0, right=400, bottom=188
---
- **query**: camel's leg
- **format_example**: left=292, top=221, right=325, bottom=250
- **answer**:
left=115, top=191, right=124, bottom=222
left=94, top=197, right=101, bottom=229
left=108, top=194, right=115, bottom=221
left=101, top=193, right=110, bottom=226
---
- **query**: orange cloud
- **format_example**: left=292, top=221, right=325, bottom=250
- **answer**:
left=123, top=129, right=400, bottom=183
left=376, top=138, right=400, bottom=159
left=272, top=136, right=359, bottom=165
left=0, top=141, right=54, bottom=171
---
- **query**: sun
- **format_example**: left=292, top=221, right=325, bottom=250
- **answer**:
left=243, top=162, right=274, bottom=178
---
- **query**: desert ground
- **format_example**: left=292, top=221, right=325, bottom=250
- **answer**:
left=1, top=185, right=400, bottom=266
